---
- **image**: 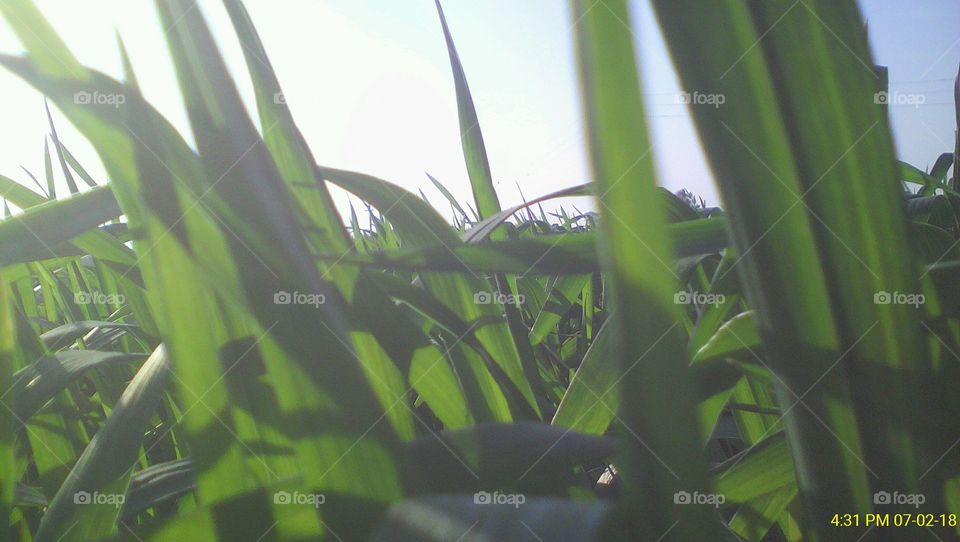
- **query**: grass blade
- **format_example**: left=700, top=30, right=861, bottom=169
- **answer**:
left=572, top=1, right=717, bottom=537
left=434, top=0, right=501, bottom=221
left=34, top=346, right=169, bottom=542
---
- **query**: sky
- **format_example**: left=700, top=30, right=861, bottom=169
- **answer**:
left=0, top=0, right=956, bottom=219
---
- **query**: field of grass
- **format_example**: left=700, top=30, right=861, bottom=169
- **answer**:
left=0, top=0, right=958, bottom=540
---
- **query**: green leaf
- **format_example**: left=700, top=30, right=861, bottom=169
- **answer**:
left=463, top=184, right=590, bottom=243
left=0, top=276, right=16, bottom=540
left=550, top=320, right=615, bottom=435
left=11, top=350, right=145, bottom=421
left=434, top=0, right=501, bottom=221
left=61, top=143, right=100, bottom=188
left=322, top=166, right=540, bottom=420
left=930, top=152, right=954, bottom=181
left=529, top=275, right=590, bottom=346
left=0, top=187, right=122, bottom=266
left=0, top=0, right=85, bottom=78
left=712, top=432, right=794, bottom=504
left=35, top=345, right=169, bottom=542
left=0, top=174, right=48, bottom=208
left=40, top=320, right=138, bottom=350
left=728, top=484, right=798, bottom=542
left=652, top=2, right=876, bottom=535
left=324, top=217, right=729, bottom=276
left=45, top=100, right=79, bottom=194
left=427, top=173, right=473, bottom=224
left=692, top=311, right=759, bottom=364
left=1, top=8, right=406, bottom=539
left=121, top=459, right=194, bottom=520
left=572, top=2, right=717, bottom=537
left=749, top=0, right=934, bottom=513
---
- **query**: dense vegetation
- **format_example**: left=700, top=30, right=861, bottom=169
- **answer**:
left=0, top=0, right=958, bottom=540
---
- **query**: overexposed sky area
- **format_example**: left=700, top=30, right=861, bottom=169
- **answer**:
left=0, top=0, right=957, bottom=219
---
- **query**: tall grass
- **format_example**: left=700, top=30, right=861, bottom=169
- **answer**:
left=0, top=0, right=957, bottom=540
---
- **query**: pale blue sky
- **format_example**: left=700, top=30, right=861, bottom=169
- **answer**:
left=0, top=1, right=956, bottom=216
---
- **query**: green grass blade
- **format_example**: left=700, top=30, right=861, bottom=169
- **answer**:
left=749, top=0, right=934, bottom=510
left=0, top=0, right=84, bottom=77
left=463, top=184, right=591, bottom=243
left=222, top=0, right=427, bottom=443
left=0, top=276, right=15, bottom=541
left=572, top=1, right=717, bottom=537
left=10, top=351, right=145, bottom=421
left=34, top=346, right=169, bottom=542
left=0, top=11, right=406, bottom=540
left=427, top=173, right=472, bottom=225
left=0, top=173, right=48, bottom=208
left=529, top=274, right=590, bottom=346
left=434, top=0, right=501, bottom=221
left=43, top=138, right=55, bottom=199
left=220, top=0, right=348, bottom=248
left=728, top=483, right=798, bottom=542
left=45, top=101, right=79, bottom=194
left=61, top=144, right=99, bottom=188
left=692, top=311, right=758, bottom=364
left=322, top=166, right=541, bottom=419
left=325, top=217, right=729, bottom=276
left=550, top=319, right=615, bottom=434
left=712, top=432, right=794, bottom=504
left=0, top=187, right=122, bottom=266
left=652, top=1, right=874, bottom=535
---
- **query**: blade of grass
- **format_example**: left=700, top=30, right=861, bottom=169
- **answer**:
left=434, top=0, right=500, bottom=221
left=324, top=217, right=730, bottom=276
left=34, top=346, right=169, bottom=542
left=0, top=275, right=15, bottom=542
left=749, top=0, right=935, bottom=510
left=0, top=186, right=122, bottom=266
left=44, top=100, right=79, bottom=194
left=652, top=1, right=874, bottom=536
left=572, top=1, right=718, bottom=537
